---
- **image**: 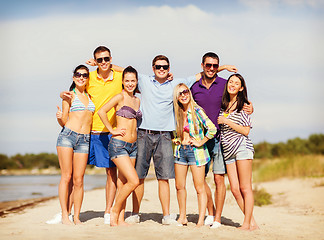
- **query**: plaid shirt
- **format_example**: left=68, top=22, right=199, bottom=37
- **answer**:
left=174, top=106, right=217, bottom=166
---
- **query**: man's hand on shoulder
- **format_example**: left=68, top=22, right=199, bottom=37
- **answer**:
left=218, top=65, right=238, bottom=73
left=60, top=91, right=73, bottom=101
left=86, top=58, right=96, bottom=66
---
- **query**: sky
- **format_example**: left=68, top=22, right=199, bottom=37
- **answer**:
left=0, top=0, right=323, bottom=156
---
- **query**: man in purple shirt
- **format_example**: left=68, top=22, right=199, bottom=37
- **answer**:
left=191, top=52, right=252, bottom=228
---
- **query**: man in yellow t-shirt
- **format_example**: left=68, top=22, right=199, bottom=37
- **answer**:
left=87, top=46, right=122, bottom=224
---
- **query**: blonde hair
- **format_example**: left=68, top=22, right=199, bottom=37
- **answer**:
left=173, top=83, right=199, bottom=141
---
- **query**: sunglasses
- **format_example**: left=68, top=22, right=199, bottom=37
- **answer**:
left=96, top=57, right=110, bottom=63
left=154, top=65, right=169, bottom=70
left=204, top=63, right=219, bottom=69
left=178, top=89, right=190, bottom=96
left=74, top=72, right=89, bottom=79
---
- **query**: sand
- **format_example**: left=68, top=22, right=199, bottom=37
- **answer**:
left=1, top=174, right=324, bottom=240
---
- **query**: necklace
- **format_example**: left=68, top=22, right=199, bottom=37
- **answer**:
left=225, top=100, right=237, bottom=113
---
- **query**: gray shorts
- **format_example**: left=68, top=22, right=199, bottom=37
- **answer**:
left=205, top=137, right=226, bottom=175
left=135, top=129, right=175, bottom=180
left=225, top=139, right=254, bottom=165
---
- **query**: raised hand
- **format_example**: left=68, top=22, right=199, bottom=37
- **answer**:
left=56, top=105, right=63, bottom=119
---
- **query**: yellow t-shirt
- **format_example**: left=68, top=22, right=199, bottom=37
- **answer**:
left=86, top=69, right=123, bottom=132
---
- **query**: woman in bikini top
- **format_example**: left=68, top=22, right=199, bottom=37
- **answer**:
left=97, top=66, right=141, bottom=226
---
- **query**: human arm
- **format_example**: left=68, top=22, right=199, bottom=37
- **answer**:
left=217, top=65, right=238, bottom=73
left=56, top=100, right=70, bottom=127
left=97, top=94, right=126, bottom=136
left=243, top=101, right=254, bottom=115
left=217, top=115, right=250, bottom=136
left=60, top=91, right=73, bottom=101
left=190, top=107, right=217, bottom=148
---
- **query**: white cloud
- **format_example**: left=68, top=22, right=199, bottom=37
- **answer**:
left=0, top=4, right=323, bottom=154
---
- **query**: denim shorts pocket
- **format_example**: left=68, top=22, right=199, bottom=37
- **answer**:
left=112, top=140, right=126, bottom=151
left=61, top=127, right=72, bottom=137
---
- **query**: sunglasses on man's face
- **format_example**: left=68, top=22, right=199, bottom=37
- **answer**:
left=74, top=72, right=89, bottom=79
left=154, top=65, right=169, bottom=70
left=178, top=89, right=190, bottom=96
left=204, top=63, right=219, bottom=69
left=96, top=57, right=110, bottom=63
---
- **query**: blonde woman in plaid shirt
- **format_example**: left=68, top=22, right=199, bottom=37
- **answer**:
left=173, top=83, right=217, bottom=227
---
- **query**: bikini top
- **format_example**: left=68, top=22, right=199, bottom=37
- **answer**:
left=70, top=89, right=95, bottom=113
left=116, top=105, right=142, bottom=120
left=183, top=124, right=190, bottom=133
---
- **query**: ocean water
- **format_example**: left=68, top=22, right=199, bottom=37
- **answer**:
left=0, top=175, right=107, bottom=202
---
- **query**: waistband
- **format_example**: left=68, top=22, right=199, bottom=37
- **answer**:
left=110, top=137, right=136, bottom=148
left=62, top=126, right=90, bottom=136
left=138, top=128, right=171, bottom=135
left=91, top=131, right=110, bottom=135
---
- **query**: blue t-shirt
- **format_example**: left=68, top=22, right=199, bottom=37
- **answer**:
left=138, top=74, right=196, bottom=131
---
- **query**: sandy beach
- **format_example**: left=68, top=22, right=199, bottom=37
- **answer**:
left=1, top=174, right=324, bottom=240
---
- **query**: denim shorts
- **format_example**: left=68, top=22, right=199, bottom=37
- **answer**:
left=56, top=127, right=90, bottom=153
left=205, top=137, right=226, bottom=175
left=87, top=133, right=116, bottom=168
left=225, top=139, right=254, bottom=165
left=135, top=129, right=175, bottom=180
left=174, top=145, right=196, bottom=166
left=108, top=138, right=137, bottom=160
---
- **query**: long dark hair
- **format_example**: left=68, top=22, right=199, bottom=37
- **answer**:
left=69, top=65, right=89, bottom=91
left=221, top=73, right=249, bottom=112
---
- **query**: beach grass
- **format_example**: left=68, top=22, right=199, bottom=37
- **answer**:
left=253, top=154, right=324, bottom=182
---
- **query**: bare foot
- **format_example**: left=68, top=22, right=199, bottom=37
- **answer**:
left=238, top=225, right=250, bottom=231
left=62, top=217, right=74, bottom=225
left=118, top=221, right=130, bottom=227
left=196, top=222, right=204, bottom=228
left=250, top=224, right=260, bottom=231
left=177, top=217, right=188, bottom=226
left=74, top=219, right=82, bottom=225
left=110, top=211, right=118, bottom=227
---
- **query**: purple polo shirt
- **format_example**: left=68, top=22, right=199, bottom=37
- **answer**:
left=190, top=76, right=227, bottom=137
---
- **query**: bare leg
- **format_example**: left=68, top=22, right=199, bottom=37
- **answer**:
left=67, top=177, right=74, bottom=215
left=116, top=171, right=127, bottom=226
left=57, top=146, right=74, bottom=225
left=175, top=163, right=189, bottom=225
left=226, top=161, right=258, bottom=230
left=213, top=174, right=226, bottom=224
left=158, top=179, right=171, bottom=217
left=110, top=156, right=139, bottom=226
left=72, top=152, right=88, bottom=224
left=132, top=179, right=144, bottom=214
left=190, top=165, right=207, bottom=227
left=105, top=167, right=117, bottom=214
left=205, top=181, right=216, bottom=216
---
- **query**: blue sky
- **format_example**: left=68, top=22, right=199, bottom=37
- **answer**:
left=1, top=0, right=323, bottom=155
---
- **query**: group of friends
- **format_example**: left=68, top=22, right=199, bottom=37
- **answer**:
left=48, top=45, right=259, bottom=231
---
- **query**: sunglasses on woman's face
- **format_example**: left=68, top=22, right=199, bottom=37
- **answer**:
left=74, top=72, right=89, bottom=79
left=96, top=57, right=110, bottom=63
left=178, top=89, right=190, bottom=96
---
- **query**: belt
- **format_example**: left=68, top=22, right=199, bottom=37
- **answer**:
left=138, top=128, right=170, bottom=135
left=91, top=131, right=110, bottom=135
